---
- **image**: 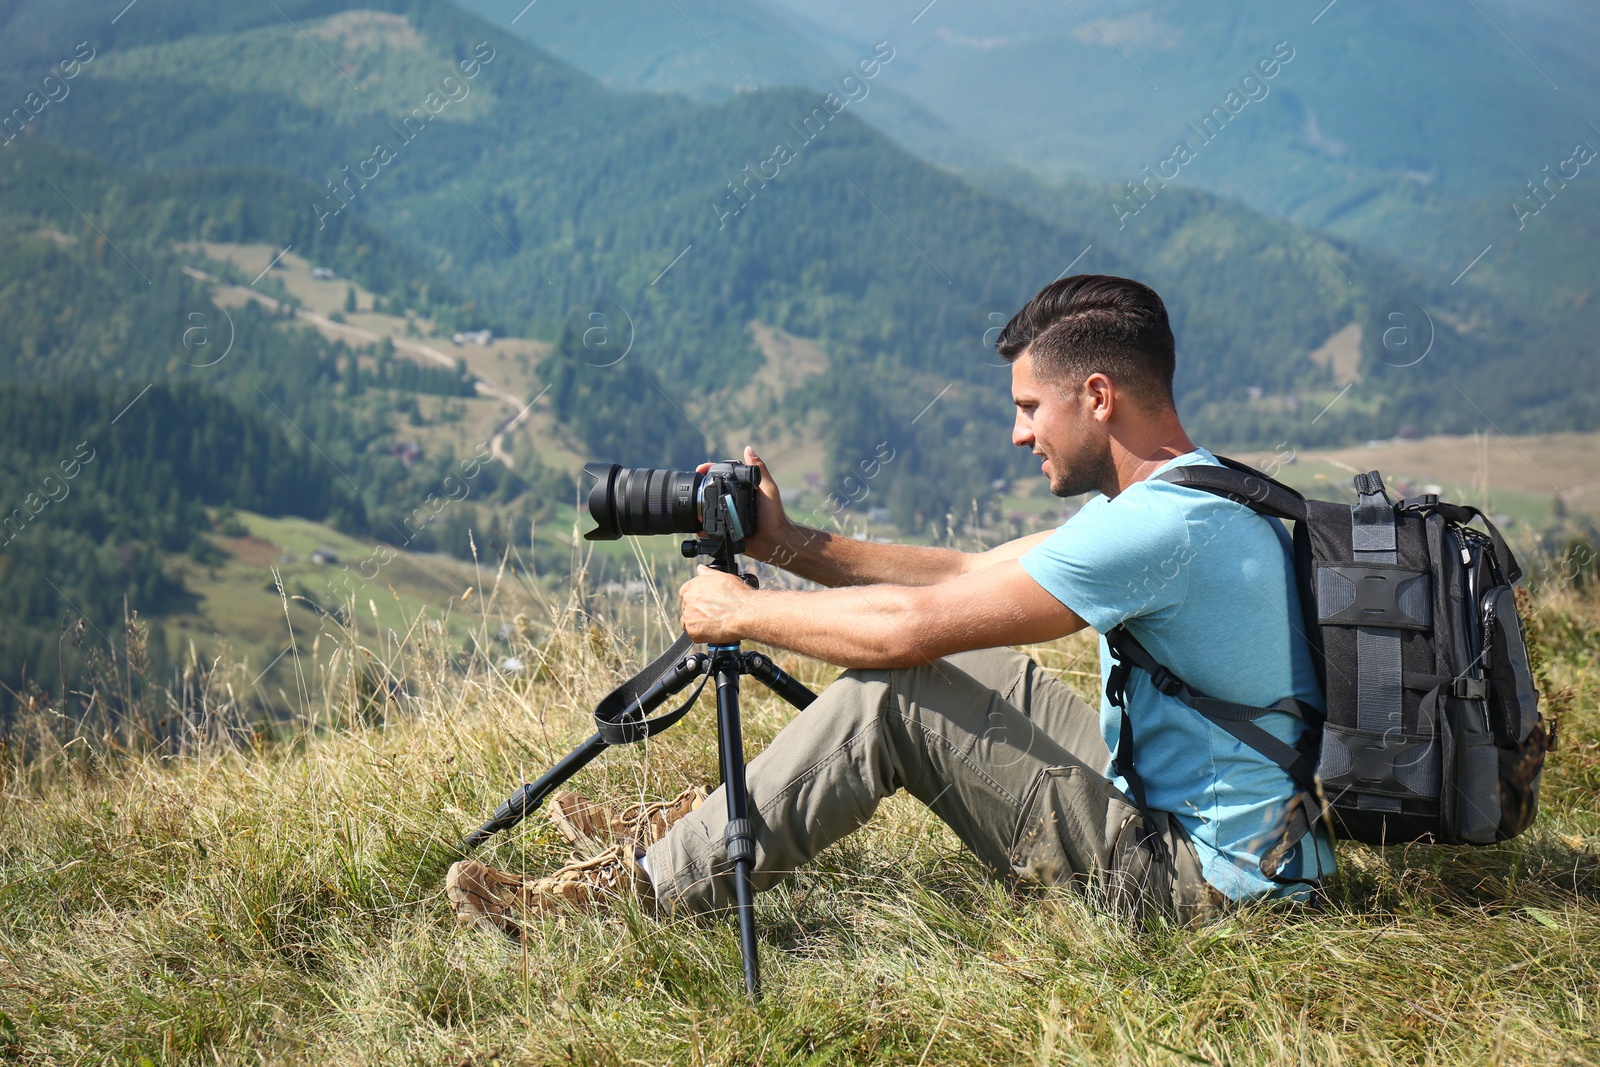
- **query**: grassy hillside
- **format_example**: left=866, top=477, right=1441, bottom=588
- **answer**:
left=0, top=555, right=1594, bottom=1063
left=164, top=508, right=510, bottom=715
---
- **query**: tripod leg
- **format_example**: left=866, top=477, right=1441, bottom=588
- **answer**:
left=459, top=731, right=607, bottom=853
left=742, top=650, right=817, bottom=710
left=461, top=648, right=710, bottom=854
left=713, top=658, right=762, bottom=1001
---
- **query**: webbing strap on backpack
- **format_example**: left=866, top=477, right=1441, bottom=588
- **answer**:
left=1350, top=471, right=1406, bottom=814
left=1104, top=625, right=1324, bottom=881
left=1106, top=676, right=1167, bottom=863
left=1420, top=499, right=1522, bottom=584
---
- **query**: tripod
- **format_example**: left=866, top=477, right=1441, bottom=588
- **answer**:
left=460, top=538, right=816, bottom=1000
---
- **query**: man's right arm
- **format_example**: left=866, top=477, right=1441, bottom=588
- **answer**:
left=762, top=522, right=1051, bottom=588
left=719, top=446, right=1054, bottom=588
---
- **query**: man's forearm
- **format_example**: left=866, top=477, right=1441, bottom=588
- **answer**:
left=761, top=523, right=1054, bottom=589
left=762, top=522, right=968, bottom=588
left=733, top=583, right=921, bottom=668
left=715, top=551, right=1083, bottom=668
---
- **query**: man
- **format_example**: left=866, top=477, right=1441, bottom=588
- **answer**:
left=447, top=274, right=1332, bottom=932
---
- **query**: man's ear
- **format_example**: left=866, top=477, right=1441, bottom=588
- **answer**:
left=1084, top=372, right=1116, bottom=423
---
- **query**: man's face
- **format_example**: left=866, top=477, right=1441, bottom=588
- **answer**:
left=1010, top=350, right=1111, bottom=498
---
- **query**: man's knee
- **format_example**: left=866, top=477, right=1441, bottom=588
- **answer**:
left=820, top=660, right=964, bottom=750
left=823, top=665, right=898, bottom=731
left=833, top=658, right=956, bottom=713
left=940, top=646, right=1032, bottom=702
left=838, top=664, right=895, bottom=687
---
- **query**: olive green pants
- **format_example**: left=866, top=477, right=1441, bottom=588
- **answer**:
left=644, top=646, right=1224, bottom=926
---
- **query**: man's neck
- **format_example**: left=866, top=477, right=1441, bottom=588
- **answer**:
left=1102, top=422, right=1199, bottom=498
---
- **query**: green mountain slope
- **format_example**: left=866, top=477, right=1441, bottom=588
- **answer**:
left=450, top=0, right=993, bottom=170
left=459, top=0, right=837, bottom=97
left=0, top=170, right=519, bottom=541
left=5, top=0, right=1589, bottom=459
left=972, top=166, right=1600, bottom=442
left=759, top=0, right=1599, bottom=214
left=486, top=0, right=1598, bottom=362
left=0, top=151, right=543, bottom=717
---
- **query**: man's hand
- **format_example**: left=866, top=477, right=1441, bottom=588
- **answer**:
left=697, top=446, right=794, bottom=564
left=679, top=564, right=759, bottom=643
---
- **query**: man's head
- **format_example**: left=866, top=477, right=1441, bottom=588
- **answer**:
left=997, top=275, right=1178, bottom=498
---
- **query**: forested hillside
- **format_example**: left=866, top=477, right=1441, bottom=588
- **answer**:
left=0, top=378, right=351, bottom=712
left=5, top=0, right=1589, bottom=464
left=973, top=167, right=1600, bottom=441
left=464, top=0, right=1600, bottom=438
left=0, top=215, right=529, bottom=539
left=0, top=179, right=530, bottom=720
left=0, top=0, right=1596, bottom=719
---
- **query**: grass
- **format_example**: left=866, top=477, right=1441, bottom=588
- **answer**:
left=0, top=554, right=1596, bottom=1065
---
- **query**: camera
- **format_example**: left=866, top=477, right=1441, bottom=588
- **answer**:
left=583, top=461, right=761, bottom=555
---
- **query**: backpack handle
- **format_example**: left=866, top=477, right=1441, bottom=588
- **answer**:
left=1407, top=499, right=1523, bottom=585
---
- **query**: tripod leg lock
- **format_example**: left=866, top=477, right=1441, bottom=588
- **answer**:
left=492, top=785, right=534, bottom=823
left=724, top=817, right=756, bottom=865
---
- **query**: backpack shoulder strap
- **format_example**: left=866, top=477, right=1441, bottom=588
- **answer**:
left=1104, top=624, right=1324, bottom=883
left=1106, top=454, right=1324, bottom=883
left=1149, top=454, right=1309, bottom=524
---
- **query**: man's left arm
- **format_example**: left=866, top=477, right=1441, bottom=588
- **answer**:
left=679, top=560, right=1088, bottom=668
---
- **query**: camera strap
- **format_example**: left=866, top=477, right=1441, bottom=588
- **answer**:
left=592, top=631, right=708, bottom=745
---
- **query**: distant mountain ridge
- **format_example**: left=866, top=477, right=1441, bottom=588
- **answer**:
left=0, top=0, right=1593, bottom=480
left=463, top=0, right=1600, bottom=347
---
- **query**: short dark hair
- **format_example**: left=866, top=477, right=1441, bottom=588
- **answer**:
left=995, top=274, right=1176, bottom=410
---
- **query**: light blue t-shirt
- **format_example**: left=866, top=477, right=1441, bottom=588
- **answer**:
left=1019, top=447, right=1335, bottom=899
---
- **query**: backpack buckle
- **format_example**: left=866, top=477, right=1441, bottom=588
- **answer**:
left=1148, top=666, right=1182, bottom=696
left=1450, top=677, right=1488, bottom=700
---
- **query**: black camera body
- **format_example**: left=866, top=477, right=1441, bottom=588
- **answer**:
left=584, top=461, right=761, bottom=561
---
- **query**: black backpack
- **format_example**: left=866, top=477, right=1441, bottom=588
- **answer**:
left=1103, top=456, right=1550, bottom=880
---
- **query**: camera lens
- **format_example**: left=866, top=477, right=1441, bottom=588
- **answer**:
left=583, top=463, right=702, bottom=540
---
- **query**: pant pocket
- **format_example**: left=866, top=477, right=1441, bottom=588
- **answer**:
left=1007, top=766, right=1124, bottom=879
left=1009, top=765, right=1173, bottom=923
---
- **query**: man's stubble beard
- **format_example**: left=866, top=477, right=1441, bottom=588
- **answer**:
left=1048, top=436, right=1113, bottom=499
